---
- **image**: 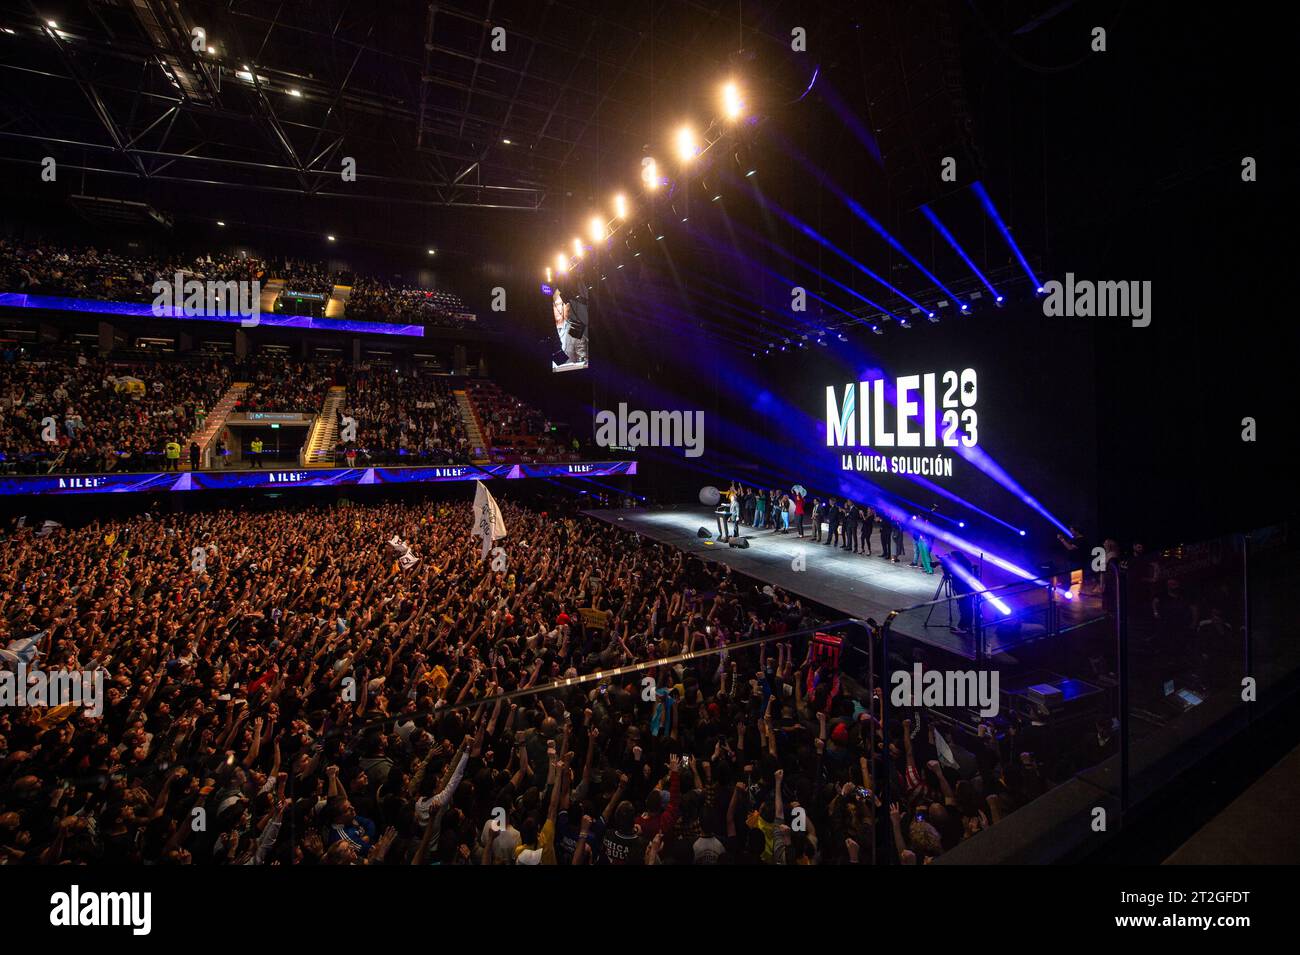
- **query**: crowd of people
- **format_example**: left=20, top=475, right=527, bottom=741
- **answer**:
left=347, top=276, right=473, bottom=328
left=0, top=348, right=228, bottom=473
left=0, top=240, right=473, bottom=326
left=0, top=490, right=1072, bottom=865
left=469, top=381, right=579, bottom=464
left=0, top=345, right=585, bottom=473
left=0, top=240, right=266, bottom=304
left=274, top=259, right=336, bottom=297
left=337, top=366, right=470, bottom=466
left=235, top=356, right=342, bottom=415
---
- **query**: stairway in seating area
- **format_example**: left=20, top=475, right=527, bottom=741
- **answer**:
left=303, top=385, right=347, bottom=466
left=454, top=389, right=489, bottom=464
left=183, top=381, right=249, bottom=470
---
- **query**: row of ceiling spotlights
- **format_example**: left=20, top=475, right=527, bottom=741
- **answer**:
left=546, top=80, right=748, bottom=282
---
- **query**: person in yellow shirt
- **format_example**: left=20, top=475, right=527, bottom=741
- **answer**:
left=249, top=436, right=265, bottom=469
left=515, top=743, right=567, bottom=865
left=163, top=439, right=181, bottom=471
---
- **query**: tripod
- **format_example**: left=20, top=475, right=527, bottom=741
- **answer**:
left=923, top=571, right=956, bottom=629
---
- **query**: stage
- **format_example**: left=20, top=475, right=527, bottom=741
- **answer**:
left=582, top=506, right=1105, bottom=659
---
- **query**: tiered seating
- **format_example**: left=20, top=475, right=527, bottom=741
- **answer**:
left=0, top=349, right=230, bottom=473
left=337, top=365, right=469, bottom=465
left=346, top=275, right=473, bottom=327
left=0, top=240, right=473, bottom=326
left=465, top=380, right=578, bottom=463
left=234, top=356, right=341, bottom=413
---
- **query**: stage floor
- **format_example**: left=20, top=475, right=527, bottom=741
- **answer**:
left=582, top=506, right=1104, bottom=659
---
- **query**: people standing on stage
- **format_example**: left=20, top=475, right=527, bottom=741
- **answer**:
left=811, top=498, right=822, bottom=542
left=842, top=500, right=859, bottom=551
left=853, top=503, right=868, bottom=554
left=825, top=498, right=840, bottom=546
left=862, top=507, right=877, bottom=556
left=879, top=513, right=893, bottom=560
left=794, top=491, right=806, bottom=538
left=912, top=527, right=934, bottom=574
left=753, top=488, right=766, bottom=529
left=772, top=492, right=788, bottom=534
left=891, top=520, right=906, bottom=563
left=729, top=486, right=742, bottom=538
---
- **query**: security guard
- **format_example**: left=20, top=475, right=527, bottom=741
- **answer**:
left=164, top=438, right=181, bottom=471
left=250, top=436, right=265, bottom=469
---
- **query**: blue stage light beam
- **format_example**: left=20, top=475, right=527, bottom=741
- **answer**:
left=971, top=182, right=1042, bottom=291
left=773, top=136, right=966, bottom=308
left=918, top=204, right=1001, bottom=301
left=943, top=555, right=1012, bottom=616
left=754, top=193, right=934, bottom=316
left=717, top=217, right=902, bottom=322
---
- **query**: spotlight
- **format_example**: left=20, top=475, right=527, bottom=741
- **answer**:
left=556, top=252, right=569, bottom=273
left=641, top=158, right=659, bottom=191
left=1019, top=530, right=1027, bottom=537
left=734, top=143, right=757, bottom=177
left=675, top=126, right=699, bottom=163
left=1035, top=286, right=1045, bottom=295
left=722, top=81, right=744, bottom=121
left=995, top=295, right=1005, bottom=303
left=287, top=88, right=303, bottom=98
left=216, top=220, right=226, bottom=227
left=958, top=521, right=966, bottom=528
left=613, top=193, right=628, bottom=219
left=898, top=318, right=910, bottom=329
left=871, top=325, right=882, bottom=335
left=927, top=311, right=936, bottom=319
left=501, top=138, right=512, bottom=145
left=572, top=237, right=584, bottom=259
left=427, top=248, right=436, bottom=255
left=959, top=303, right=970, bottom=313
left=837, top=332, right=847, bottom=341
left=545, top=267, right=553, bottom=283
left=326, top=234, right=336, bottom=242
left=589, top=217, right=606, bottom=243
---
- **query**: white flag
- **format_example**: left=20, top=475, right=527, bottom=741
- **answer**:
left=933, top=727, right=959, bottom=770
left=472, top=481, right=507, bottom=560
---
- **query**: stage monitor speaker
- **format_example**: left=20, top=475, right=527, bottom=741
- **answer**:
left=697, top=527, right=712, bottom=538
left=728, top=538, right=749, bottom=549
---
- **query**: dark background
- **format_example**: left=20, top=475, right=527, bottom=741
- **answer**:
left=0, top=0, right=1291, bottom=549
